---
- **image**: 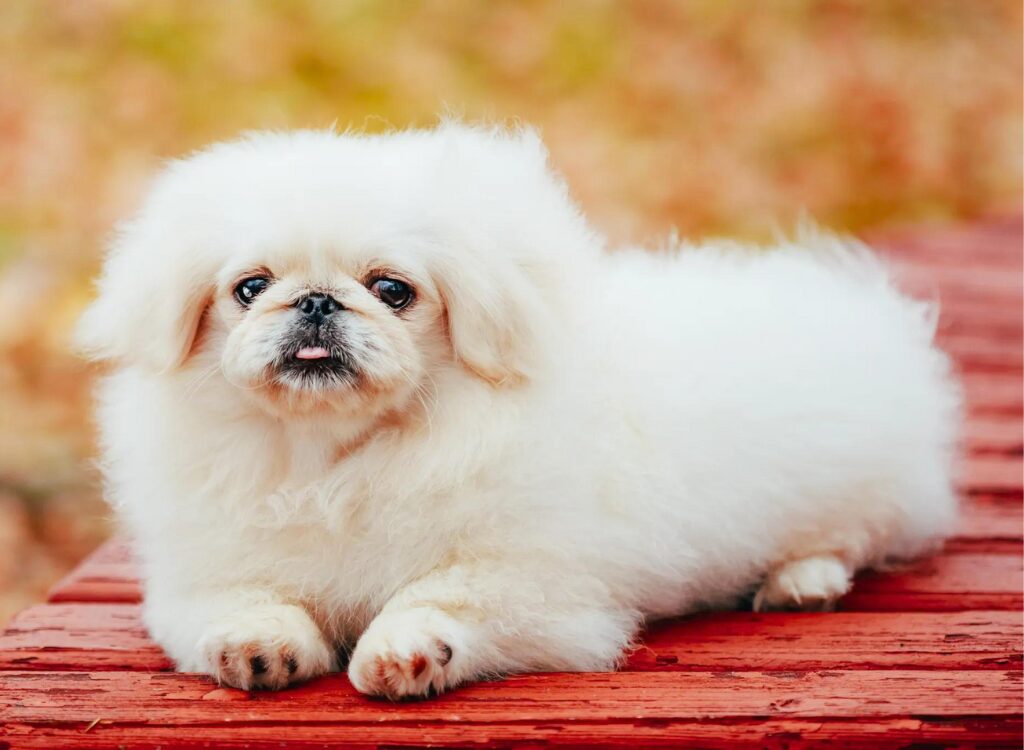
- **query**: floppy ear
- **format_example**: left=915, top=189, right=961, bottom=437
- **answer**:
left=75, top=216, right=216, bottom=372
left=425, top=123, right=596, bottom=386
left=434, top=248, right=545, bottom=386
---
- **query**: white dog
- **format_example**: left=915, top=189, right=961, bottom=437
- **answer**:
left=77, top=123, right=960, bottom=698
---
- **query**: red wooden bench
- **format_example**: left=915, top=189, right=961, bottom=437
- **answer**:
left=2, top=217, right=1021, bottom=748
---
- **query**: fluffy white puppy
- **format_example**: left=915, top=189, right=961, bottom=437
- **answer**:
left=77, top=123, right=960, bottom=698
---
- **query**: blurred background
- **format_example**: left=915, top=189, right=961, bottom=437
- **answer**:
left=0, top=0, right=1020, bottom=624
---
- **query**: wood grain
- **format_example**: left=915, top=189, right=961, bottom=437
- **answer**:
left=941, top=334, right=1022, bottom=373
left=953, top=497, right=1022, bottom=543
left=963, top=416, right=1023, bottom=455
left=2, top=670, right=1020, bottom=724
left=3, top=606, right=1018, bottom=673
left=0, top=604, right=172, bottom=672
left=963, top=374, right=1024, bottom=416
left=2, top=717, right=1021, bottom=749
left=628, top=611, right=1022, bottom=671
left=958, top=455, right=1023, bottom=497
left=839, top=552, right=1022, bottom=612
left=46, top=541, right=140, bottom=605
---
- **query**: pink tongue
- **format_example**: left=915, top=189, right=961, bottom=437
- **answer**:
left=295, top=346, right=330, bottom=360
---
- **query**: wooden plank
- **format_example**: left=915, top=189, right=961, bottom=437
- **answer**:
left=937, top=305, right=1022, bottom=341
left=1, top=670, right=1019, bottom=726
left=963, top=373, right=1022, bottom=416
left=918, top=281, right=1021, bottom=311
left=941, top=335, right=1022, bottom=373
left=3, top=605, right=1017, bottom=674
left=0, top=604, right=171, bottom=672
left=840, top=553, right=1023, bottom=612
left=47, top=541, right=139, bottom=605
left=901, top=267, right=1023, bottom=300
left=924, top=265, right=1023, bottom=290
left=964, top=416, right=1023, bottom=455
left=2, top=716, right=1020, bottom=749
left=626, top=611, right=1021, bottom=672
left=868, top=216, right=1023, bottom=267
left=960, top=455, right=1023, bottom=497
left=954, top=496, right=1023, bottom=542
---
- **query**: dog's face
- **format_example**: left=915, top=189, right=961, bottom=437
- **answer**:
left=212, top=241, right=439, bottom=416
left=77, top=125, right=593, bottom=421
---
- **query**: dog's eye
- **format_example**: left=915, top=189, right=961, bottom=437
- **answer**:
left=369, top=278, right=414, bottom=310
left=234, top=277, right=270, bottom=306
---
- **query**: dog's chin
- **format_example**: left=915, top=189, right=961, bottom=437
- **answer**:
left=250, top=353, right=411, bottom=422
left=273, top=354, right=358, bottom=393
left=246, top=367, right=364, bottom=420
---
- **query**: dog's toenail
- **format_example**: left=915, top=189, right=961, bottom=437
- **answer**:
left=410, top=654, right=428, bottom=678
left=437, top=642, right=452, bottom=666
left=250, top=655, right=267, bottom=675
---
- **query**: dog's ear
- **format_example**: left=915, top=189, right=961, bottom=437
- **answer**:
left=434, top=247, right=544, bottom=386
left=76, top=214, right=216, bottom=372
left=426, top=123, right=595, bottom=386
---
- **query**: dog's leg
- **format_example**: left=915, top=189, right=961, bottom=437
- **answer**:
left=752, top=554, right=853, bottom=612
left=347, top=563, right=637, bottom=699
left=146, top=588, right=337, bottom=690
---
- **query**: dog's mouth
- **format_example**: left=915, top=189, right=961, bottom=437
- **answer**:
left=282, top=346, right=352, bottom=370
left=274, top=337, right=356, bottom=387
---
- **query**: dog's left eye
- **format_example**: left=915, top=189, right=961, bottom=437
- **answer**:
left=234, top=276, right=270, bottom=306
left=369, top=278, right=414, bottom=310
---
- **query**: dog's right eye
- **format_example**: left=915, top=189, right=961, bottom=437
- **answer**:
left=234, top=277, right=270, bottom=306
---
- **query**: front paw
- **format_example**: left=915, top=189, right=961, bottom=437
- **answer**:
left=348, top=608, right=461, bottom=699
left=196, top=604, right=335, bottom=690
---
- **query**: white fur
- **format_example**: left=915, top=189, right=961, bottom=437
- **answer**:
left=78, top=123, right=961, bottom=698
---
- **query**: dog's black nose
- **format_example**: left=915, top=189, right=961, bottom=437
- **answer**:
left=295, top=293, right=342, bottom=324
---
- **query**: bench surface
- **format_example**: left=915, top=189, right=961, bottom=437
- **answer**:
left=2, top=218, right=1021, bottom=749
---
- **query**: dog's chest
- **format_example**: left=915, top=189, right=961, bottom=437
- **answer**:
left=253, top=465, right=450, bottom=618
left=239, top=421, right=485, bottom=636
left=249, top=507, right=442, bottom=642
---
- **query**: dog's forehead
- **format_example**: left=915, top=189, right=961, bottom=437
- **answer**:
left=150, top=126, right=576, bottom=285
left=220, top=239, right=396, bottom=281
left=216, top=219, right=437, bottom=289
left=160, top=126, right=546, bottom=231
left=163, top=158, right=425, bottom=274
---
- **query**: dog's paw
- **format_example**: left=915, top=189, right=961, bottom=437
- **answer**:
left=348, top=609, right=462, bottom=699
left=197, top=604, right=335, bottom=690
left=754, top=554, right=852, bottom=612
